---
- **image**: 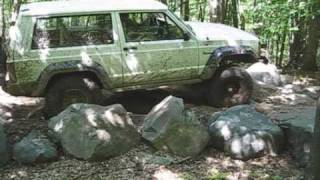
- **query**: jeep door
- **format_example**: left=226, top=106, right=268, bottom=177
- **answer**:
left=117, top=11, right=199, bottom=86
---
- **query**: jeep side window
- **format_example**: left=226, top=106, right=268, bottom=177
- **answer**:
left=31, top=14, right=114, bottom=49
left=120, top=12, right=184, bottom=42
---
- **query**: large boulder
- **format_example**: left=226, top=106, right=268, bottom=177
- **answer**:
left=272, top=107, right=315, bottom=167
left=0, top=123, right=9, bottom=166
left=142, top=96, right=209, bottom=157
left=13, top=130, right=58, bottom=164
left=246, top=62, right=282, bottom=86
left=208, top=105, right=284, bottom=160
left=48, top=104, right=140, bottom=161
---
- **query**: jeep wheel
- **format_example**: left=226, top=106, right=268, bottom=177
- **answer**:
left=207, top=67, right=253, bottom=107
left=44, top=75, right=103, bottom=118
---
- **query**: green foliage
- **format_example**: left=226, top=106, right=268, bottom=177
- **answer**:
left=207, top=168, right=229, bottom=180
left=272, top=175, right=284, bottom=180
left=181, top=172, right=196, bottom=180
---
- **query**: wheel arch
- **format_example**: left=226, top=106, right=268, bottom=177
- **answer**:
left=32, top=60, right=111, bottom=96
left=201, top=46, right=258, bottom=79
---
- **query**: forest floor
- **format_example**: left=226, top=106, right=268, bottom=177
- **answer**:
left=1, top=72, right=319, bottom=180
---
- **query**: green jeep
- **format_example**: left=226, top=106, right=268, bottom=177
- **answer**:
left=6, top=0, right=261, bottom=116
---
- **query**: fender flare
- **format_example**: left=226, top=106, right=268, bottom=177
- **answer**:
left=32, top=60, right=111, bottom=96
left=201, top=45, right=258, bottom=79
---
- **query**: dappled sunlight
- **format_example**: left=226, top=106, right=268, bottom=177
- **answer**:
left=38, top=47, right=50, bottom=63
left=230, top=138, right=242, bottom=155
left=80, top=50, right=94, bottom=67
left=126, top=53, right=139, bottom=73
left=103, top=108, right=126, bottom=127
left=95, top=129, right=111, bottom=142
left=153, top=167, right=182, bottom=180
left=84, top=108, right=98, bottom=127
left=220, top=125, right=232, bottom=139
left=9, top=25, right=24, bottom=55
left=53, top=119, right=64, bottom=132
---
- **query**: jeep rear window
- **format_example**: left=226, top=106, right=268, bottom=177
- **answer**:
left=32, top=14, right=114, bottom=49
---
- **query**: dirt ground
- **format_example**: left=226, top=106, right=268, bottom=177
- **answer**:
left=1, top=73, right=318, bottom=180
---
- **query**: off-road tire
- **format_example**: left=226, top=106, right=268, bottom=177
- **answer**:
left=44, top=75, right=103, bottom=118
left=207, top=67, right=253, bottom=107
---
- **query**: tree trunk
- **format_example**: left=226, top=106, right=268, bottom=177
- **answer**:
left=279, top=26, right=288, bottom=68
left=240, top=14, right=245, bottom=30
left=289, top=15, right=304, bottom=68
left=221, top=0, right=227, bottom=23
left=231, top=0, right=239, bottom=28
left=0, top=0, right=5, bottom=86
left=180, top=0, right=184, bottom=19
left=10, top=0, right=21, bottom=25
left=198, top=0, right=206, bottom=22
left=311, top=98, right=320, bottom=179
left=301, top=14, right=320, bottom=71
left=208, top=0, right=222, bottom=23
left=183, top=0, right=190, bottom=21
left=275, top=34, right=281, bottom=66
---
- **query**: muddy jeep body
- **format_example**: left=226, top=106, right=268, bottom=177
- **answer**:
left=6, top=0, right=260, bottom=115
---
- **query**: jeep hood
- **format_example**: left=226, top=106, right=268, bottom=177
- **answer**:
left=185, top=22, right=259, bottom=43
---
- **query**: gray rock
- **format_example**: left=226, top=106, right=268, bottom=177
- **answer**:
left=142, top=96, right=209, bottom=157
left=48, top=104, right=140, bottom=161
left=208, top=105, right=284, bottom=160
left=0, top=123, right=9, bottom=166
left=280, top=74, right=294, bottom=85
left=302, top=86, right=320, bottom=99
left=268, top=93, right=314, bottom=105
left=251, top=82, right=278, bottom=103
left=273, top=107, right=315, bottom=167
left=280, top=84, right=304, bottom=94
left=246, top=62, right=282, bottom=86
left=13, top=130, right=58, bottom=164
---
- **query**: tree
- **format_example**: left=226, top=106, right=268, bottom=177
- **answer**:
left=230, top=0, right=239, bottom=28
left=184, top=0, right=190, bottom=21
left=301, top=1, right=320, bottom=71
left=208, top=0, right=222, bottom=23
left=0, top=0, right=5, bottom=85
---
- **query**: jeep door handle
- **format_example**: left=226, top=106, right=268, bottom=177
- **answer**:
left=123, top=46, right=138, bottom=51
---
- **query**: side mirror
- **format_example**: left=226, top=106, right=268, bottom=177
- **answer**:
left=183, top=33, right=190, bottom=41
